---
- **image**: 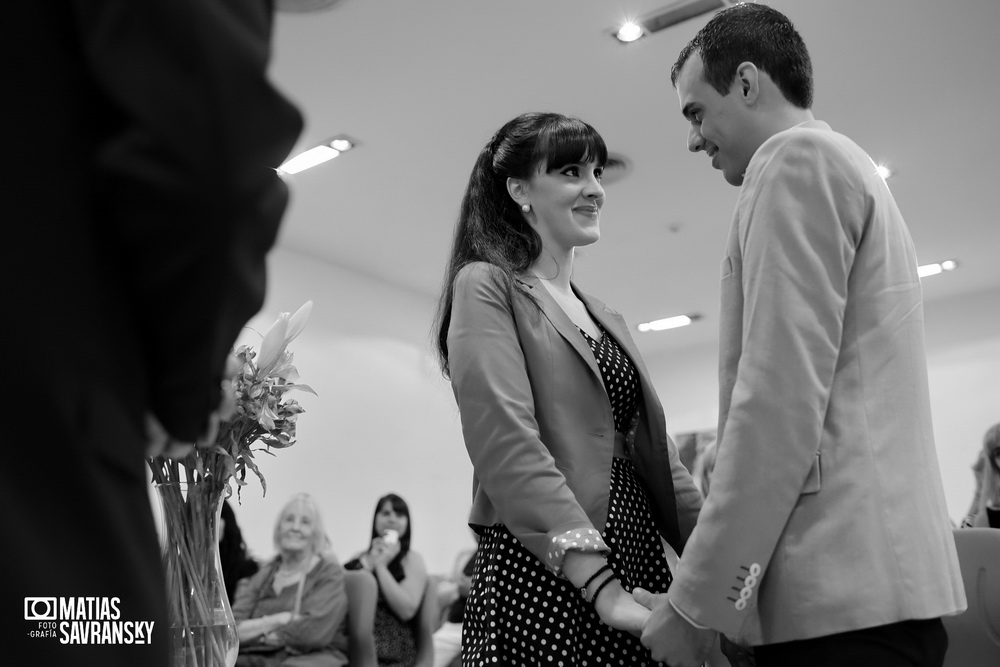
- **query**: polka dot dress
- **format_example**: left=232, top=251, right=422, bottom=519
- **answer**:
left=462, top=323, right=671, bottom=666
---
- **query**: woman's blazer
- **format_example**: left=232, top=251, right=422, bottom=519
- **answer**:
left=447, top=261, right=702, bottom=568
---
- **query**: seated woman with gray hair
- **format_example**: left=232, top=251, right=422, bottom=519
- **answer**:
left=233, top=493, right=349, bottom=666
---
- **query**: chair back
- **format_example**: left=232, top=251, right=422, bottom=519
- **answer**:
left=942, top=528, right=1000, bottom=666
left=343, top=570, right=378, bottom=667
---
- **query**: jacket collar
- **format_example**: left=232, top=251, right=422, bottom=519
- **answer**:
left=516, top=273, right=642, bottom=386
left=515, top=272, right=665, bottom=443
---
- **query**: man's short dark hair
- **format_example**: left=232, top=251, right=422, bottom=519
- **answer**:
left=671, top=3, right=813, bottom=109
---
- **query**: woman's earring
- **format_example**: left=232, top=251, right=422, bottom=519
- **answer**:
left=521, top=203, right=531, bottom=213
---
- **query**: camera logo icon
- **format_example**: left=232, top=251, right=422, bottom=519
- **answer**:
left=24, top=597, right=57, bottom=621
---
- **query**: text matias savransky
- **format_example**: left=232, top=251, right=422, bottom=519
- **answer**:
left=25, top=596, right=155, bottom=645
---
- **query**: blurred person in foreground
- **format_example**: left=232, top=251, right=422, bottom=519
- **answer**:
left=634, top=4, right=965, bottom=666
left=2, top=1, right=302, bottom=664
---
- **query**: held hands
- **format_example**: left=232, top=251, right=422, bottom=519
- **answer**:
left=632, top=587, right=716, bottom=667
left=591, top=578, right=650, bottom=637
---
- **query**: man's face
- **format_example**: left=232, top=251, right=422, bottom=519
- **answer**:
left=675, top=53, right=755, bottom=186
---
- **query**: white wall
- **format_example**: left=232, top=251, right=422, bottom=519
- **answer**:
left=643, top=284, right=1000, bottom=526
left=226, top=248, right=998, bottom=575
left=227, top=247, right=473, bottom=576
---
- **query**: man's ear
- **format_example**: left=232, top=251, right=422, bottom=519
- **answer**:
left=735, top=61, right=760, bottom=105
left=507, top=177, right=529, bottom=208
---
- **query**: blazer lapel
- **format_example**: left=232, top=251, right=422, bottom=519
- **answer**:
left=580, top=291, right=664, bottom=427
left=517, top=274, right=603, bottom=382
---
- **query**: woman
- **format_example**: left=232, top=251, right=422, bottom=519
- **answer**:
left=220, top=499, right=261, bottom=605
left=434, top=112, right=703, bottom=665
left=232, top=494, right=349, bottom=667
left=345, top=493, right=428, bottom=667
left=963, top=422, right=1000, bottom=528
left=431, top=534, right=478, bottom=667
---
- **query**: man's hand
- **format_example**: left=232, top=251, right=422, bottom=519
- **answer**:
left=633, top=587, right=716, bottom=666
left=144, top=412, right=194, bottom=459
left=591, top=579, right=650, bottom=637
left=145, top=355, right=240, bottom=458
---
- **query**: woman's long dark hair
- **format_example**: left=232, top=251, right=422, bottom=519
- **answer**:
left=433, top=112, right=608, bottom=377
left=370, top=493, right=412, bottom=580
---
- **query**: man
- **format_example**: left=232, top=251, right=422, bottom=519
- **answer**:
left=634, top=4, right=966, bottom=666
left=2, top=1, right=302, bottom=664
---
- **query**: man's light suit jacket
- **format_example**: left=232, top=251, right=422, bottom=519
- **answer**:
left=669, top=121, right=966, bottom=644
left=447, top=262, right=702, bottom=569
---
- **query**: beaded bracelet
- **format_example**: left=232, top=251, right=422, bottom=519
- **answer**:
left=578, top=563, right=612, bottom=600
left=590, top=573, right=617, bottom=606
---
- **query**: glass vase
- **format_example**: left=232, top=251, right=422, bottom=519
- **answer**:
left=154, top=481, right=239, bottom=667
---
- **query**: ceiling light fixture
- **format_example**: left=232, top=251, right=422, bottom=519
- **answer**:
left=277, top=135, right=357, bottom=176
left=917, top=259, right=959, bottom=278
left=875, top=164, right=892, bottom=180
left=612, top=0, right=728, bottom=44
left=616, top=21, right=644, bottom=43
left=638, top=313, right=702, bottom=332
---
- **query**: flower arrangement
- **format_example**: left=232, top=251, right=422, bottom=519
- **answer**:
left=147, top=301, right=315, bottom=666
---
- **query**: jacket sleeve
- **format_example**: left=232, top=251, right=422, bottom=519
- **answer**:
left=72, top=0, right=304, bottom=441
left=448, top=263, right=601, bottom=569
left=666, top=433, right=703, bottom=548
left=230, top=563, right=270, bottom=622
left=669, top=132, right=862, bottom=636
left=278, top=559, right=348, bottom=652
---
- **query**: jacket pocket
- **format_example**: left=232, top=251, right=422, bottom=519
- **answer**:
left=801, top=453, right=822, bottom=494
left=721, top=256, right=733, bottom=278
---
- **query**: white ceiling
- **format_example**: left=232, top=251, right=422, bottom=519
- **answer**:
left=268, top=0, right=1000, bottom=357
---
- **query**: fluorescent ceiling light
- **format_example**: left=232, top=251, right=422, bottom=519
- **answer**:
left=278, top=145, right=339, bottom=175
left=917, top=259, right=958, bottom=278
left=613, top=0, right=726, bottom=43
left=277, top=134, right=358, bottom=176
left=638, top=314, right=701, bottom=332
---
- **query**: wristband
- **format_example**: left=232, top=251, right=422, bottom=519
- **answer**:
left=590, top=574, right=617, bottom=606
left=578, top=563, right=612, bottom=600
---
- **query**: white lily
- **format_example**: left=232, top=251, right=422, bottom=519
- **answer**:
left=257, top=301, right=313, bottom=377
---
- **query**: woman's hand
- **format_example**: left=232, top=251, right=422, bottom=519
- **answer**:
left=457, top=572, right=473, bottom=597
left=591, top=578, right=650, bottom=636
left=270, top=611, right=294, bottom=627
left=369, top=537, right=401, bottom=569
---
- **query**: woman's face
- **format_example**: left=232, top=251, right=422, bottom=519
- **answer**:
left=374, top=500, right=408, bottom=540
left=524, top=158, right=605, bottom=255
left=277, top=501, right=316, bottom=555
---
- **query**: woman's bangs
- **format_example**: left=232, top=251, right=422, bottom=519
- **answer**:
left=536, top=120, right=608, bottom=172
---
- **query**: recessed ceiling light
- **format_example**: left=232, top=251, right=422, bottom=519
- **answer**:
left=616, top=21, right=644, bottom=43
left=917, top=259, right=959, bottom=278
left=329, top=137, right=354, bottom=152
left=638, top=314, right=702, bottom=332
left=875, top=163, right=892, bottom=179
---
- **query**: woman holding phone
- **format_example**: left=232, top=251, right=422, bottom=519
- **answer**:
left=344, top=493, right=427, bottom=666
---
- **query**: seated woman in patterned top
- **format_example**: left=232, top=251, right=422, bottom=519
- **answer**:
left=344, top=493, right=428, bottom=667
